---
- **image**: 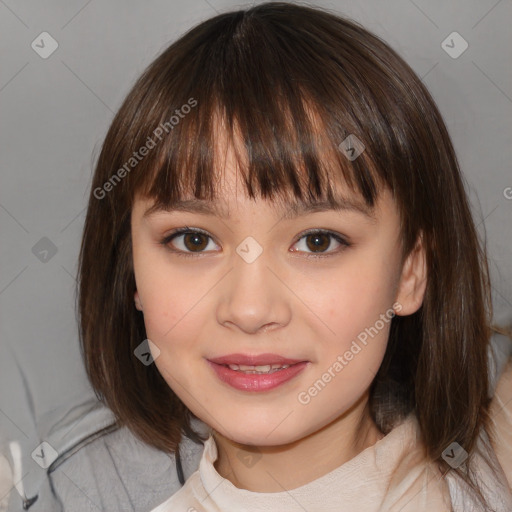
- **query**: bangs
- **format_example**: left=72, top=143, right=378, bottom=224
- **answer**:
left=125, top=8, right=388, bottom=213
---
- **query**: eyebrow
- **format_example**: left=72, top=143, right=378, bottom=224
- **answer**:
left=142, top=197, right=376, bottom=222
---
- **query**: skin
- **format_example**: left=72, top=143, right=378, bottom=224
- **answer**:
left=131, top=137, right=427, bottom=493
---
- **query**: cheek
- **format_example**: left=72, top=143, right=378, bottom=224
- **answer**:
left=140, top=287, right=198, bottom=343
left=295, top=270, right=394, bottom=421
left=132, top=244, right=203, bottom=340
left=134, top=262, right=218, bottom=384
left=303, top=256, right=398, bottom=335
left=139, top=285, right=201, bottom=384
left=297, top=252, right=399, bottom=386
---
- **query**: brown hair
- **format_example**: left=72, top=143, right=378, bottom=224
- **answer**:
left=77, top=2, right=500, bottom=507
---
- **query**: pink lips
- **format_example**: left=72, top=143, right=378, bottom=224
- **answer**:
left=208, top=353, right=306, bottom=366
left=207, top=353, right=309, bottom=392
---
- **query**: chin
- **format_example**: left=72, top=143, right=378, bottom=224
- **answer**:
left=216, top=420, right=307, bottom=448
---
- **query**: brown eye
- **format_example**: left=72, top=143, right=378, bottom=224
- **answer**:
left=161, top=228, right=218, bottom=256
left=182, top=232, right=209, bottom=252
left=305, top=233, right=331, bottom=252
left=291, top=229, right=349, bottom=256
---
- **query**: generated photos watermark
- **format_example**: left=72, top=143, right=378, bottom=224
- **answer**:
left=297, top=302, right=402, bottom=405
left=93, top=97, right=197, bottom=200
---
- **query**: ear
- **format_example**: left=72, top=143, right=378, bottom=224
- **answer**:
left=134, top=290, right=143, bottom=311
left=394, top=234, right=427, bottom=316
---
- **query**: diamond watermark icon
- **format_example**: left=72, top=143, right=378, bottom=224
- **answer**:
left=441, top=441, right=468, bottom=468
left=134, top=339, right=161, bottom=365
left=236, top=236, right=263, bottom=264
left=32, top=237, right=58, bottom=263
left=339, top=134, right=365, bottom=161
left=441, top=32, right=468, bottom=59
left=31, top=441, right=58, bottom=469
left=236, top=448, right=262, bottom=468
left=31, top=32, right=59, bottom=59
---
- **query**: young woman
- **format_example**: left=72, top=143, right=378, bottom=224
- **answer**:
left=77, top=3, right=512, bottom=510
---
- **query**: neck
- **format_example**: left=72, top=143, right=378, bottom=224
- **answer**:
left=212, top=392, right=383, bottom=493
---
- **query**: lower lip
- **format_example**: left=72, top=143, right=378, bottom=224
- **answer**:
left=207, top=361, right=309, bottom=392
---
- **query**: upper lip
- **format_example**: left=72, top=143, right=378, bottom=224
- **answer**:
left=208, top=353, right=306, bottom=366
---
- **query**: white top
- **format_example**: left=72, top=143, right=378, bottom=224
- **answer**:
left=151, top=414, right=449, bottom=512
left=150, top=406, right=512, bottom=512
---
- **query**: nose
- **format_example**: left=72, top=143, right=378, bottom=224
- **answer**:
left=216, top=248, right=292, bottom=335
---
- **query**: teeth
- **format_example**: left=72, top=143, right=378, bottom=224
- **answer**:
left=227, top=363, right=291, bottom=374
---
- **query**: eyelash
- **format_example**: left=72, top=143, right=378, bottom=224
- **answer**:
left=159, top=227, right=351, bottom=259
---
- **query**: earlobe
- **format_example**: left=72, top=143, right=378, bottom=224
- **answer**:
left=394, top=234, right=427, bottom=316
left=134, top=290, right=143, bottom=311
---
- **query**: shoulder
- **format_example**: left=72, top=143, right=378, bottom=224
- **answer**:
left=148, top=470, right=208, bottom=512
left=5, top=400, right=207, bottom=512
left=375, top=415, right=452, bottom=511
left=48, top=424, right=202, bottom=512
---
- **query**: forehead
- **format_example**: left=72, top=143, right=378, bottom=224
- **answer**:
left=135, top=122, right=387, bottom=224
left=138, top=167, right=380, bottom=224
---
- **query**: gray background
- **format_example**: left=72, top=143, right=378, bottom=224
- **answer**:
left=0, top=0, right=511, bottom=494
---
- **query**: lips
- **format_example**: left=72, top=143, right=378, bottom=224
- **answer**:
left=207, top=353, right=306, bottom=366
left=207, top=360, right=309, bottom=391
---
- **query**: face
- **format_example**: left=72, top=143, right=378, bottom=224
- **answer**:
left=130, top=142, right=425, bottom=447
